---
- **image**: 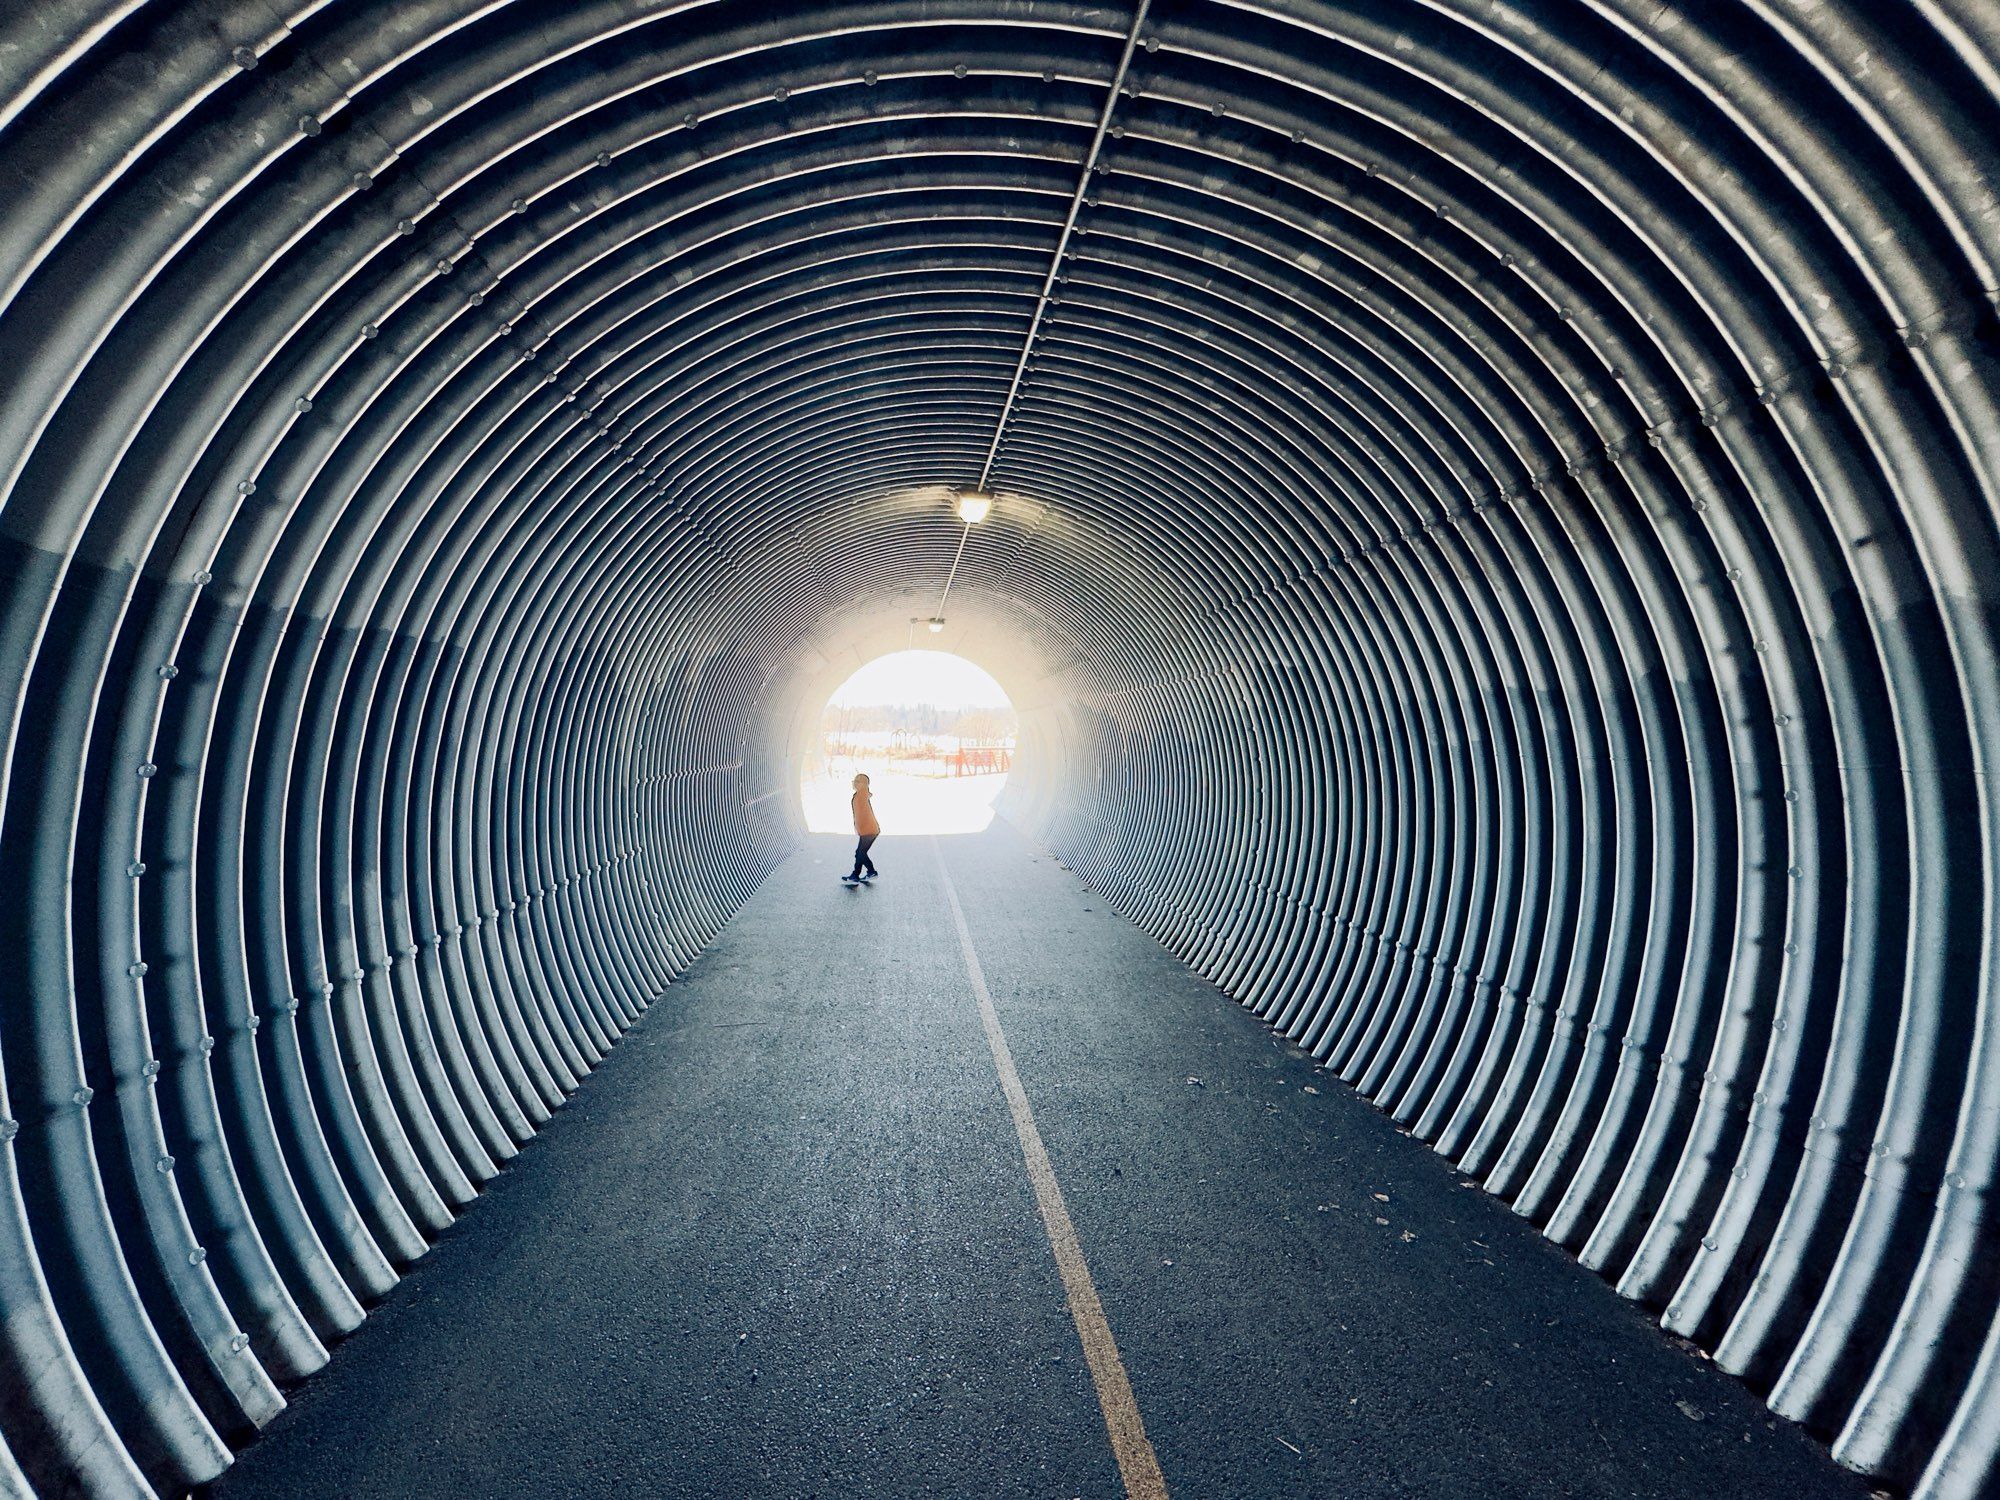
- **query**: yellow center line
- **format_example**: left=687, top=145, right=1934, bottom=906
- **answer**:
left=932, top=838, right=1170, bottom=1500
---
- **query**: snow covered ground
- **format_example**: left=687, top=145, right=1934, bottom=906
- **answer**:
left=798, top=764, right=1009, bottom=835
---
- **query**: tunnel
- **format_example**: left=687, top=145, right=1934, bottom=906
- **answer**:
left=1, top=1, right=1997, bottom=1495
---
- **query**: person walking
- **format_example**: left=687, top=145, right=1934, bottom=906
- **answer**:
left=842, top=772, right=880, bottom=886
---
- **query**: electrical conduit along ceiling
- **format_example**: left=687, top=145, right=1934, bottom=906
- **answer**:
left=0, top=0, right=1996, bottom=1494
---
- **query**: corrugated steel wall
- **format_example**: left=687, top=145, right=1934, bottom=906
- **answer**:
left=0, top=2, right=1996, bottom=1494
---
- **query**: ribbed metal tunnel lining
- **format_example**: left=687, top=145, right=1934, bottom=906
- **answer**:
left=1, top=1, right=1997, bottom=1494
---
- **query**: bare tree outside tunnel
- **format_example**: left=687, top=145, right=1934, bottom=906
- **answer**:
left=802, top=651, right=1017, bottom=835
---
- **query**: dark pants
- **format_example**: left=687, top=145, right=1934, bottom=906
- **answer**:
left=851, top=834, right=878, bottom=879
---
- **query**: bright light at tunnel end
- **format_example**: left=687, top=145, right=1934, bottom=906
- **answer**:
left=806, top=650, right=1016, bottom=836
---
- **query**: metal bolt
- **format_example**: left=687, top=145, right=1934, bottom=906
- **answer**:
left=199, top=1036, right=215, bottom=1056
left=352, top=172, right=373, bottom=191
left=137, top=762, right=158, bottom=778
left=73, top=1087, right=94, bottom=1107
left=248, top=1016, right=260, bottom=1032
left=952, top=64, right=967, bottom=78
left=236, top=480, right=256, bottom=496
left=397, top=218, right=415, bottom=235
left=128, top=861, right=146, bottom=877
left=141, top=1060, right=161, bottom=1079
left=158, top=663, right=179, bottom=680
left=194, top=569, right=213, bottom=585
left=0, top=1120, right=16, bottom=1142
left=362, top=322, right=379, bottom=339
left=510, top=197, right=526, bottom=212
left=128, top=961, right=148, bottom=977
left=865, top=70, right=879, bottom=85
left=189, top=1247, right=207, bottom=1265
left=230, top=1333, right=250, bottom=1353
left=156, top=1155, right=175, bottom=1173
left=298, top=115, right=321, bottom=137
left=232, top=46, right=258, bottom=70
left=595, top=151, right=611, bottom=167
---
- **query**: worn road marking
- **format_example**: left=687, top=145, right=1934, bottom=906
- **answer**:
left=933, top=838, right=1169, bottom=1500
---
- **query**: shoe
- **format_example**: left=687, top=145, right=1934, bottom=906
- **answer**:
left=860, top=872, right=876, bottom=883
left=840, top=874, right=860, bottom=886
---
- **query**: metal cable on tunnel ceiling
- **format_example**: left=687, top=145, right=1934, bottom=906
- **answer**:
left=930, top=0, right=1153, bottom=632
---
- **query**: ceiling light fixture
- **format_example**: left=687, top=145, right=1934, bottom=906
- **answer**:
left=928, top=488, right=994, bottom=634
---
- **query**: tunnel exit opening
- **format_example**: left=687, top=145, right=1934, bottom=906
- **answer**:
left=800, top=650, right=1017, bottom=836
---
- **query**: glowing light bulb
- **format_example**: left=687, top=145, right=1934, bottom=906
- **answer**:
left=927, top=618, right=946, bottom=634
left=955, top=490, right=993, bottom=525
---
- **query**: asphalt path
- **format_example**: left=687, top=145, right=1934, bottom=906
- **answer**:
left=210, top=825, right=1867, bottom=1499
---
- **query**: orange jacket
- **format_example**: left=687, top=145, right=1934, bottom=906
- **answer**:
left=852, top=790, right=880, bottom=837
